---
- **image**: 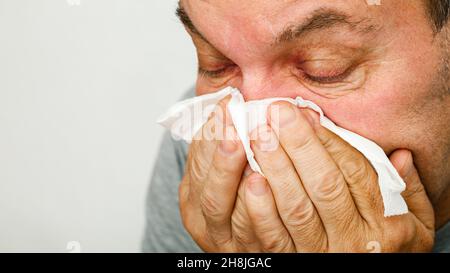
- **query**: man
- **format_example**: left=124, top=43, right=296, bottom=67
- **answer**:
left=143, top=0, right=449, bottom=252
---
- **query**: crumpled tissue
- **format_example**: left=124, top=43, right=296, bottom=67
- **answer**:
left=157, top=86, right=408, bottom=217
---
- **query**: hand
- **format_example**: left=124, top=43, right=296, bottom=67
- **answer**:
left=242, top=101, right=435, bottom=252
left=179, top=98, right=435, bottom=252
left=179, top=97, right=296, bottom=252
left=178, top=96, right=249, bottom=252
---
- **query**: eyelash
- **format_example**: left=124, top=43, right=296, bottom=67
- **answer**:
left=198, top=66, right=231, bottom=79
left=301, top=70, right=349, bottom=84
left=198, top=65, right=353, bottom=84
left=298, top=64, right=354, bottom=85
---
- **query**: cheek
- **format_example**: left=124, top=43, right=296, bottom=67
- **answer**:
left=321, top=58, right=437, bottom=153
left=195, top=78, right=224, bottom=96
left=194, top=45, right=439, bottom=155
left=324, top=93, right=405, bottom=153
left=196, top=79, right=210, bottom=96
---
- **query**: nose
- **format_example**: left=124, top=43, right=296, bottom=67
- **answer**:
left=235, top=68, right=296, bottom=101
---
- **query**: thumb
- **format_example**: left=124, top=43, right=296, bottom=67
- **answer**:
left=389, top=149, right=434, bottom=228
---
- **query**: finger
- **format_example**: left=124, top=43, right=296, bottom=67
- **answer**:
left=389, top=149, right=435, bottom=230
left=231, top=168, right=262, bottom=252
left=179, top=179, right=210, bottom=251
left=183, top=95, right=243, bottom=251
left=244, top=173, right=296, bottom=252
left=201, top=124, right=247, bottom=246
left=268, top=102, right=362, bottom=236
left=187, top=96, right=231, bottom=200
left=250, top=125, right=327, bottom=252
left=301, top=109, right=384, bottom=221
left=190, top=95, right=233, bottom=170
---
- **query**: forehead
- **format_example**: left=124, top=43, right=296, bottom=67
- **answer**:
left=182, top=1, right=386, bottom=47
left=182, top=0, right=381, bottom=31
left=181, top=0, right=427, bottom=63
left=182, top=0, right=414, bottom=18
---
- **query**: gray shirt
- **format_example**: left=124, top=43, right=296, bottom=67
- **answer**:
left=142, top=88, right=450, bottom=253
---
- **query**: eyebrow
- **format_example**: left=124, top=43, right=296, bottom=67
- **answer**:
left=275, top=8, right=378, bottom=44
left=176, top=3, right=379, bottom=46
left=176, top=3, right=208, bottom=42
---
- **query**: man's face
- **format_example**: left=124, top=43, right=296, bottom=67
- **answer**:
left=180, top=0, right=449, bottom=209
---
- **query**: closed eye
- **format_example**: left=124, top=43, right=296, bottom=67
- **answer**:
left=302, top=68, right=352, bottom=84
left=198, top=65, right=236, bottom=79
left=297, top=62, right=356, bottom=85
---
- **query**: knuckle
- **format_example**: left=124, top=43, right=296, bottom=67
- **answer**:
left=341, top=156, right=369, bottom=182
left=314, top=171, right=345, bottom=202
left=200, top=190, right=225, bottom=220
left=383, top=218, right=415, bottom=251
left=261, top=233, right=293, bottom=253
left=288, top=131, right=315, bottom=153
left=281, top=201, right=317, bottom=229
left=336, top=209, right=360, bottom=236
left=402, top=180, right=426, bottom=200
left=189, top=153, right=209, bottom=181
left=232, top=228, right=254, bottom=246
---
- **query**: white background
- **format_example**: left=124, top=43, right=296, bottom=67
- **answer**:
left=0, top=0, right=196, bottom=252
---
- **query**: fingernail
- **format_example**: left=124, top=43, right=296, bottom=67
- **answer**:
left=243, top=164, right=253, bottom=177
left=402, top=151, right=414, bottom=179
left=300, top=109, right=319, bottom=128
left=214, top=105, right=225, bottom=125
left=270, top=103, right=297, bottom=127
left=219, top=127, right=239, bottom=154
left=248, top=175, right=268, bottom=196
left=250, top=126, right=278, bottom=152
left=220, top=139, right=238, bottom=154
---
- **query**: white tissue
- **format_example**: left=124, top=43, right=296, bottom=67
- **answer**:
left=157, top=86, right=408, bottom=217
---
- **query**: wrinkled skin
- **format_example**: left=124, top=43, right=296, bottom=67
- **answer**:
left=178, top=0, right=450, bottom=252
